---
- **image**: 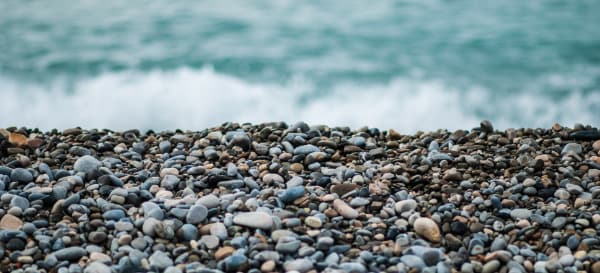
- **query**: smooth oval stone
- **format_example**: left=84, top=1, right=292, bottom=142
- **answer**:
left=103, top=210, right=125, bottom=220
left=233, top=212, right=273, bottom=230
left=73, top=155, right=101, bottom=175
left=333, top=199, right=358, bottom=219
left=11, top=168, right=33, bottom=183
left=413, top=217, right=441, bottom=242
left=52, top=247, right=87, bottom=261
left=293, top=145, right=320, bottom=155
left=197, top=195, right=220, bottom=209
left=510, top=209, right=532, bottom=220
left=179, top=224, right=198, bottom=241
left=186, top=204, right=208, bottom=224
left=279, top=186, right=305, bottom=204
left=395, top=199, right=417, bottom=214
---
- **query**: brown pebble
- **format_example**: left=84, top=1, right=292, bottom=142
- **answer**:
left=214, top=246, right=235, bottom=261
left=261, top=260, right=276, bottom=272
left=413, top=217, right=441, bottom=242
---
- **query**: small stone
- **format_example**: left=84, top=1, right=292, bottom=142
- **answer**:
left=395, top=199, right=417, bottom=214
left=186, top=204, right=208, bottom=224
left=8, top=132, right=28, bottom=147
left=0, top=214, right=24, bottom=230
left=180, top=224, right=198, bottom=241
left=215, top=246, right=235, bottom=261
left=74, top=155, right=101, bottom=175
left=149, top=250, right=173, bottom=270
left=284, top=258, right=314, bottom=273
left=279, top=186, right=305, bottom=204
left=510, top=209, right=532, bottom=220
left=261, top=260, right=276, bottom=273
left=84, top=262, right=111, bottom=273
left=233, top=212, right=273, bottom=229
left=304, top=216, right=322, bottom=228
left=561, top=143, right=582, bottom=155
left=201, top=235, right=220, bottom=249
left=10, top=168, right=33, bottom=183
left=197, top=194, right=220, bottom=209
left=52, top=247, right=87, bottom=261
left=482, top=260, right=501, bottom=273
left=443, top=168, right=462, bottom=181
left=480, top=120, right=494, bottom=133
left=9, top=195, right=29, bottom=210
left=333, top=199, right=358, bottom=219
left=413, top=217, right=441, bottom=242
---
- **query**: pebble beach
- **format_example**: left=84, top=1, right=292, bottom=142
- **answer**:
left=1, top=121, right=600, bottom=273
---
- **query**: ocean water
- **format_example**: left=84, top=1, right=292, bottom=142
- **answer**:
left=1, top=0, right=599, bottom=131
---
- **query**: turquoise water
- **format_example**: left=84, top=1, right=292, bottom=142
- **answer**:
left=1, top=1, right=599, bottom=131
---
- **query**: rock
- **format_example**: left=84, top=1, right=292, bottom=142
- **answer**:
left=149, top=250, right=173, bottom=270
left=8, top=132, right=28, bottom=147
left=593, top=140, right=600, bottom=152
left=510, top=209, right=532, bottom=220
left=179, top=224, right=198, bottom=241
left=395, top=199, right=417, bottom=214
left=186, top=204, right=208, bottom=224
left=339, top=262, right=367, bottom=273
left=0, top=214, right=23, bottom=230
left=52, top=247, right=87, bottom=261
left=221, top=254, right=248, bottom=272
left=215, top=246, right=235, bottom=261
left=84, top=262, right=111, bottom=273
left=197, top=194, right=220, bottom=209
left=233, top=212, right=273, bottom=229
left=331, top=184, right=359, bottom=196
left=333, top=199, right=358, bottom=219
left=304, top=216, right=322, bottom=228
left=279, top=186, right=305, bottom=203
left=443, top=168, right=462, bottom=181
left=480, top=120, right=494, bottom=133
left=482, top=260, right=501, bottom=273
left=10, top=168, right=33, bottom=183
left=74, top=155, right=101, bottom=175
left=284, top=258, right=314, bottom=273
left=9, top=195, right=29, bottom=210
left=413, top=217, right=441, bottom=242
left=561, top=143, right=582, bottom=155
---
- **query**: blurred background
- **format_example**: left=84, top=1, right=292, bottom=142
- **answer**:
left=1, top=0, right=599, bottom=131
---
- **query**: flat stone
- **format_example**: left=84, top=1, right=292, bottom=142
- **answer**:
left=186, top=204, right=208, bottom=224
left=149, top=250, right=173, bottom=270
left=0, top=214, right=23, bottom=230
left=10, top=168, right=33, bottom=183
left=510, top=209, right=532, bottom=220
left=333, top=199, right=358, bottom=219
left=284, top=258, right=314, bottom=273
left=84, top=262, right=111, bottom=273
left=52, top=247, right=87, bottom=261
left=233, top=212, right=273, bottom=229
left=395, top=199, right=417, bottom=214
left=215, top=246, right=235, bottom=261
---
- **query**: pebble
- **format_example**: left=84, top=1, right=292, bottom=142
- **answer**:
left=186, top=204, right=208, bottom=224
left=413, top=217, right=441, bottom=242
left=0, top=212, right=24, bottom=230
left=83, top=262, right=111, bottom=273
left=52, top=247, right=87, bottom=261
left=10, top=168, right=33, bottom=183
left=149, top=250, right=173, bottom=270
left=333, top=199, right=358, bottom=219
left=233, top=212, right=273, bottom=229
left=73, top=155, right=101, bottom=176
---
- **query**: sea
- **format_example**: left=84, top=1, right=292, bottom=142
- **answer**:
left=1, top=0, right=599, bottom=132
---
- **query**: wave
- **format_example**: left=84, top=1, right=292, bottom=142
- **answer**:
left=0, top=67, right=598, bottom=132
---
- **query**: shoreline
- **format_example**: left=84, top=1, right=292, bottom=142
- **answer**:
left=1, top=121, right=600, bottom=273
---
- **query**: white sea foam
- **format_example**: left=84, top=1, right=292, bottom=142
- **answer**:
left=0, top=67, right=598, bottom=132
